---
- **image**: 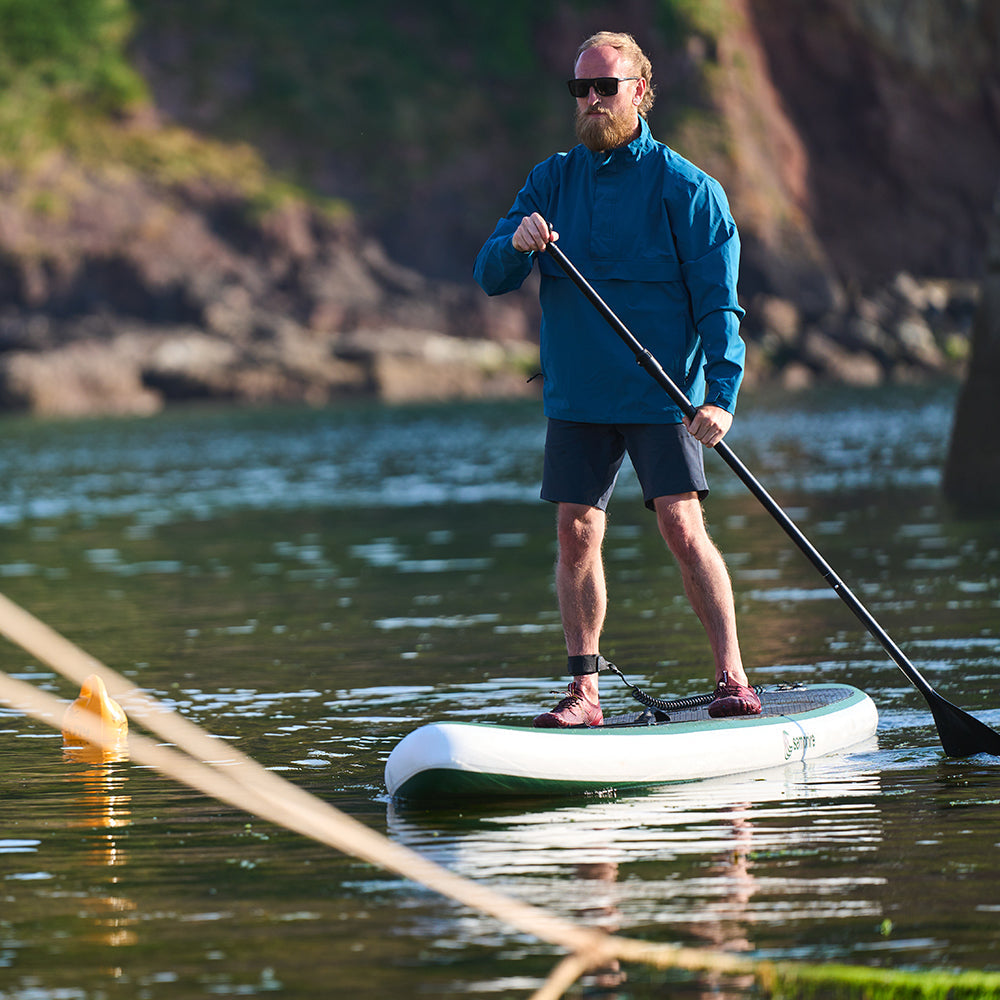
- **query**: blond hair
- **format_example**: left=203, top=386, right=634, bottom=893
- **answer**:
left=575, top=31, right=655, bottom=119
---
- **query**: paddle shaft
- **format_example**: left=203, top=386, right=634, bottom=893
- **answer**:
left=544, top=242, right=938, bottom=701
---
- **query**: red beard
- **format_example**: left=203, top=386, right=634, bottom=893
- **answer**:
left=574, top=106, right=637, bottom=151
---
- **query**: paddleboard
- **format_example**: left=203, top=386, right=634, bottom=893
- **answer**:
left=385, top=683, right=878, bottom=801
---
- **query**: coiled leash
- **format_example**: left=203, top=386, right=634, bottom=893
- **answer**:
left=595, top=656, right=763, bottom=718
left=568, top=654, right=762, bottom=721
left=603, top=660, right=719, bottom=715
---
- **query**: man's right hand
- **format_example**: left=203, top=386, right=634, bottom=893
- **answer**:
left=512, top=213, right=558, bottom=253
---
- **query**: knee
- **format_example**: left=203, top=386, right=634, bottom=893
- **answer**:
left=660, top=521, right=699, bottom=562
left=557, top=506, right=604, bottom=564
left=656, top=504, right=706, bottom=563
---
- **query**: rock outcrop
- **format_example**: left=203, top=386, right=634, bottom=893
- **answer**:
left=943, top=183, right=1000, bottom=513
left=0, top=155, right=539, bottom=415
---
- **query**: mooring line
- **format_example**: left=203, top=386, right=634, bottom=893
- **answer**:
left=0, top=593, right=604, bottom=960
left=3, top=591, right=999, bottom=1000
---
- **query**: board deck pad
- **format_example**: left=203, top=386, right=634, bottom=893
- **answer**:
left=602, top=683, right=849, bottom=728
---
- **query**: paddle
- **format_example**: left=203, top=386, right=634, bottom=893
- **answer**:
left=544, top=239, right=1000, bottom=758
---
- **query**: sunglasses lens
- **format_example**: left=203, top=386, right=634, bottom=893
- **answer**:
left=568, top=78, right=622, bottom=98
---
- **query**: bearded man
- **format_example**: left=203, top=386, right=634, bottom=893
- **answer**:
left=475, top=31, right=759, bottom=726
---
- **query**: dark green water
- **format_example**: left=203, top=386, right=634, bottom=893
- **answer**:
left=2, top=387, right=999, bottom=998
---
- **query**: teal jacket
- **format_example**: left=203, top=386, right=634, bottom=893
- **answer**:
left=474, top=118, right=745, bottom=424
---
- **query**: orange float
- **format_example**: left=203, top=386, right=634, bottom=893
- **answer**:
left=61, top=673, right=129, bottom=757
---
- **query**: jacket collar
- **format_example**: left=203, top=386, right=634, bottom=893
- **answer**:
left=588, top=115, right=654, bottom=166
left=627, top=116, right=655, bottom=157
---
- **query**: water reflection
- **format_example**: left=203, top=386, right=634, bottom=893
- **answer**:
left=0, top=404, right=547, bottom=528
left=0, top=388, right=961, bottom=530
left=387, top=750, right=885, bottom=972
left=62, top=749, right=136, bottom=949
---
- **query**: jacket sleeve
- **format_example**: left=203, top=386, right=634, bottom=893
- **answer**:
left=473, top=218, right=536, bottom=296
left=473, top=161, right=554, bottom=296
left=667, top=175, right=746, bottom=412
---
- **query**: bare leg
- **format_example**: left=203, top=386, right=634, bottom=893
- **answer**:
left=555, top=502, right=606, bottom=701
left=654, top=493, right=748, bottom=687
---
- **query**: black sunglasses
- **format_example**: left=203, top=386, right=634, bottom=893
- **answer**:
left=566, top=76, right=639, bottom=98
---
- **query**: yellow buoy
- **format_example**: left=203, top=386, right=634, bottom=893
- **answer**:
left=62, top=673, right=129, bottom=753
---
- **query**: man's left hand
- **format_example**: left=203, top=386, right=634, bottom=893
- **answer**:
left=683, top=404, right=732, bottom=448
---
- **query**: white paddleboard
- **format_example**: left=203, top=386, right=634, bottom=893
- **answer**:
left=385, top=683, right=878, bottom=801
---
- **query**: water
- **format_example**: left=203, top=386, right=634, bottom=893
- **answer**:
left=1, top=385, right=999, bottom=999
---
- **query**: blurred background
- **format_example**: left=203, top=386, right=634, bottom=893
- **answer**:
left=4, top=7, right=1000, bottom=997
left=1, top=0, right=997, bottom=418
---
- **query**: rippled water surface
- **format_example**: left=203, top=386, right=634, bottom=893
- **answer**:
left=2, top=385, right=999, bottom=999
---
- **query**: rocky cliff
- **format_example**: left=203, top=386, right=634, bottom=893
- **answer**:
left=0, top=0, right=997, bottom=415
left=944, top=182, right=1000, bottom=511
left=0, top=149, right=535, bottom=415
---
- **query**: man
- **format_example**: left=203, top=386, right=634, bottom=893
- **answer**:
left=474, top=31, right=760, bottom=727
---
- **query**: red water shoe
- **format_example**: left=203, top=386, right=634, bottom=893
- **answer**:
left=533, top=679, right=603, bottom=728
left=708, top=672, right=762, bottom=718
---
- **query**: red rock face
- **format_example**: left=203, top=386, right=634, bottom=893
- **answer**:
left=744, top=0, right=1000, bottom=287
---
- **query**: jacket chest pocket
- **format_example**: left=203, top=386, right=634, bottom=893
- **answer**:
left=590, top=174, right=678, bottom=264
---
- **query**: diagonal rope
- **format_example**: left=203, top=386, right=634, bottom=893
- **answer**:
left=0, top=592, right=605, bottom=959
left=0, top=671, right=611, bottom=959
left=3, top=590, right=1000, bottom=1000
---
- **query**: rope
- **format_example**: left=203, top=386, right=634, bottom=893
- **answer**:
left=0, top=593, right=600, bottom=958
left=2, top=590, right=998, bottom=1000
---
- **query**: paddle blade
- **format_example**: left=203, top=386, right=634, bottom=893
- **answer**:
left=928, top=693, right=1000, bottom=758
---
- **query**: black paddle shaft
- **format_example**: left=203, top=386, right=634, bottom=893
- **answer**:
left=545, top=240, right=1000, bottom=758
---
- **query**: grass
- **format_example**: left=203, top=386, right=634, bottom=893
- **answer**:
left=0, top=0, right=351, bottom=221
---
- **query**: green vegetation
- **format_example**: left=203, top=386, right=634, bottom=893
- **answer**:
left=0, top=0, right=146, bottom=157
left=126, top=0, right=721, bottom=208
left=0, top=0, right=731, bottom=238
left=666, top=0, right=733, bottom=38
left=128, top=1, right=598, bottom=188
left=0, top=0, right=347, bottom=220
left=766, top=959, right=1000, bottom=999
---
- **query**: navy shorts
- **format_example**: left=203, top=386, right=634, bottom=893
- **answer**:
left=541, top=419, right=709, bottom=512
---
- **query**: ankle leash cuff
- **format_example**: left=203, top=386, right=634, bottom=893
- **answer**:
left=567, top=654, right=610, bottom=676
